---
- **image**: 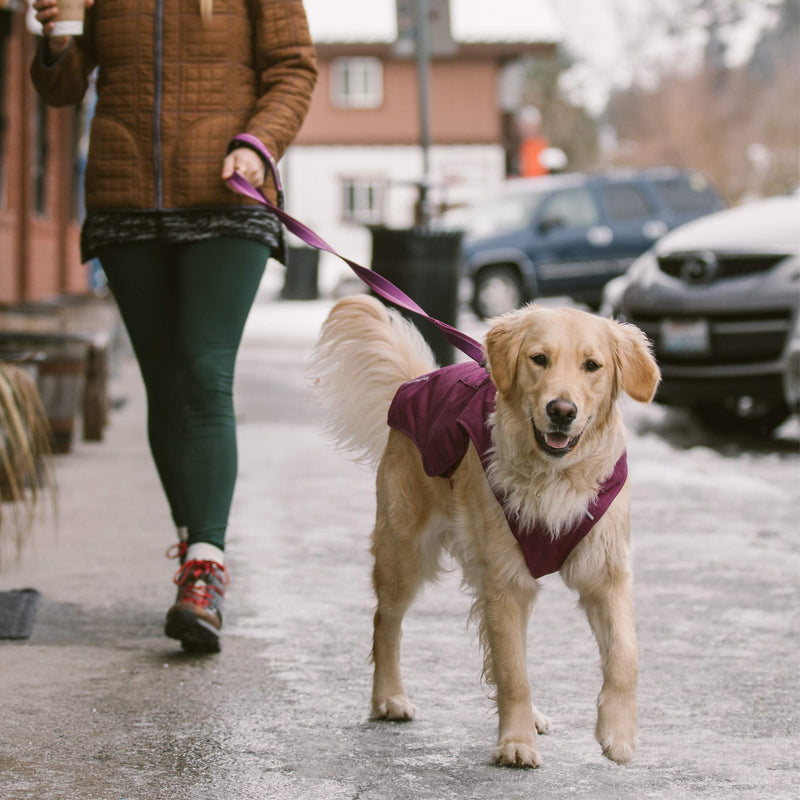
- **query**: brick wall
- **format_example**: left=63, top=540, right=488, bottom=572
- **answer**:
left=0, top=9, right=86, bottom=305
left=297, top=59, right=503, bottom=146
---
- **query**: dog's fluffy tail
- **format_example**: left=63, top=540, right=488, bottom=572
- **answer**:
left=311, top=294, right=437, bottom=467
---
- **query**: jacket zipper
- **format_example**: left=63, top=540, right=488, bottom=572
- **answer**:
left=153, top=0, right=163, bottom=209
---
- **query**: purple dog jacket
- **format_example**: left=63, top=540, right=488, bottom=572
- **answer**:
left=387, top=361, right=628, bottom=579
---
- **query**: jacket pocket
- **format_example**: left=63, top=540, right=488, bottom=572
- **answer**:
left=171, top=114, right=242, bottom=208
left=84, top=115, right=146, bottom=209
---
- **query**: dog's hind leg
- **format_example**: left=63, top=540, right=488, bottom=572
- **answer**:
left=369, top=510, right=430, bottom=722
left=369, top=443, right=447, bottom=722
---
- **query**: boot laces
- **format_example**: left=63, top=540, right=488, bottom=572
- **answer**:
left=166, top=541, right=188, bottom=561
left=173, top=559, right=229, bottom=609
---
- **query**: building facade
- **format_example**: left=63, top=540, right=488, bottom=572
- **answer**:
left=0, top=0, right=561, bottom=302
left=286, top=0, right=560, bottom=293
left=0, top=4, right=88, bottom=305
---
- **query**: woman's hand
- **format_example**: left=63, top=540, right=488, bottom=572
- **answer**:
left=33, top=0, right=95, bottom=34
left=222, top=147, right=266, bottom=190
left=33, top=0, right=95, bottom=57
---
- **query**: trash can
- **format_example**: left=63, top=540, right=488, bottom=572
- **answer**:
left=281, top=246, right=320, bottom=300
left=369, top=226, right=463, bottom=367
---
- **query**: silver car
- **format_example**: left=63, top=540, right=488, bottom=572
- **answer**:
left=603, top=195, right=800, bottom=433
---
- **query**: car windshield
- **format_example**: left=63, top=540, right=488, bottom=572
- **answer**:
left=462, top=191, right=544, bottom=239
left=650, top=173, right=722, bottom=214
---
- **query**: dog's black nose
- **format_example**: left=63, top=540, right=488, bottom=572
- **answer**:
left=546, top=399, right=577, bottom=425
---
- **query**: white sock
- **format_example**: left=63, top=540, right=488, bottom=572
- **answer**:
left=176, top=526, right=188, bottom=543
left=185, top=542, right=225, bottom=565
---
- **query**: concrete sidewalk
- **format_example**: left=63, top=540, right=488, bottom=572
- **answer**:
left=0, top=294, right=797, bottom=800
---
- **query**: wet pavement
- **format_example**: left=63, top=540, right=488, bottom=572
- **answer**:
left=1, top=293, right=798, bottom=799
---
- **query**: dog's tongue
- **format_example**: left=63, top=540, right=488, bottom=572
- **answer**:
left=545, top=432, right=571, bottom=450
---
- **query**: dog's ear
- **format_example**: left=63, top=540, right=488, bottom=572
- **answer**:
left=485, top=314, right=525, bottom=397
left=611, top=320, right=661, bottom=403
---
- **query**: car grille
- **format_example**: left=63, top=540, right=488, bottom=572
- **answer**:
left=658, top=253, right=786, bottom=284
left=631, top=310, right=793, bottom=365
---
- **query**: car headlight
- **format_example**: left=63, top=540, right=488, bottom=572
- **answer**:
left=626, top=249, right=660, bottom=288
left=782, top=307, right=800, bottom=411
left=600, top=250, right=661, bottom=318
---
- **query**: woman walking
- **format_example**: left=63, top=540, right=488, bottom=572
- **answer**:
left=31, top=0, right=317, bottom=652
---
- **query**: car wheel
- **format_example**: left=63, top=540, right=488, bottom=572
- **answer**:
left=690, top=399, right=791, bottom=435
left=471, top=265, right=524, bottom=320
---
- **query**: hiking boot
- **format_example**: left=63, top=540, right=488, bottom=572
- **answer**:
left=165, top=559, right=229, bottom=652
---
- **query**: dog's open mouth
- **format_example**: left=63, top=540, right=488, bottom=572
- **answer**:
left=532, top=423, right=581, bottom=458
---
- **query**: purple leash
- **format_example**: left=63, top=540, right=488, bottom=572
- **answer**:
left=227, top=134, right=485, bottom=364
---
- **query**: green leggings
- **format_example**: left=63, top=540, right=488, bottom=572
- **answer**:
left=99, top=238, right=269, bottom=551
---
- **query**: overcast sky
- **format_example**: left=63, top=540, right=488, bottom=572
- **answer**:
left=552, top=0, right=784, bottom=113
left=302, top=0, right=784, bottom=116
left=302, top=0, right=561, bottom=43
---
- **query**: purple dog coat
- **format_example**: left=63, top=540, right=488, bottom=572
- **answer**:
left=387, top=361, right=628, bottom=579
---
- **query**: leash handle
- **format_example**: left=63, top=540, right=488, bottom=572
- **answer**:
left=227, top=136, right=485, bottom=364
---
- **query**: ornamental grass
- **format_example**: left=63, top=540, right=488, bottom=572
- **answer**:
left=0, top=360, right=56, bottom=569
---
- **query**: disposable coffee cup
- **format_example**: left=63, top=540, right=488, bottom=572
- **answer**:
left=51, top=0, right=85, bottom=36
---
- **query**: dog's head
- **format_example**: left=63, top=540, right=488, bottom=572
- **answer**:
left=485, top=305, right=660, bottom=459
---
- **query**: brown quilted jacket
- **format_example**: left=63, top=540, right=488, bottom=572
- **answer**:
left=31, top=0, right=317, bottom=211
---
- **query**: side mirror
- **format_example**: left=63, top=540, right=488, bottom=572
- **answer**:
left=538, top=216, right=565, bottom=235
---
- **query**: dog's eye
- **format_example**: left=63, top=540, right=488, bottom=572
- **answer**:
left=530, top=353, right=548, bottom=367
left=584, top=359, right=601, bottom=372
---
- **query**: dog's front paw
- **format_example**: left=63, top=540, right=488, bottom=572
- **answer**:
left=596, top=691, right=638, bottom=764
left=371, top=694, right=417, bottom=722
left=492, top=740, right=541, bottom=768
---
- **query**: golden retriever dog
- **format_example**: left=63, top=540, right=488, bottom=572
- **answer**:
left=312, top=295, right=660, bottom=768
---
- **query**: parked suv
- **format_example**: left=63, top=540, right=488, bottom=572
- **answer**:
left=456, top=168, right=725, bottom=318
left=604, top=194, right=800, bottom=433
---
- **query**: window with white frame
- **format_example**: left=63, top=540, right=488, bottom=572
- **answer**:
left=341, top=177, right=385, bottom=224
left=330, top=57, right=383, bottom=109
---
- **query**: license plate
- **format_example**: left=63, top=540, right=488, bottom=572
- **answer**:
left=661, top=318, right=710, bottom=355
